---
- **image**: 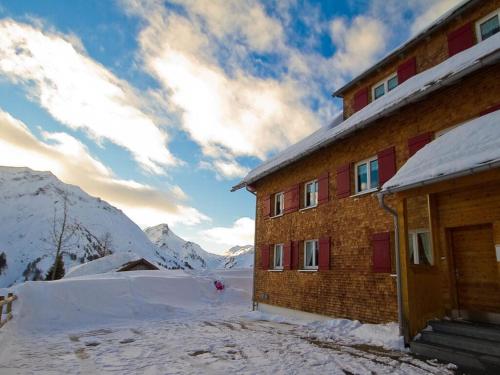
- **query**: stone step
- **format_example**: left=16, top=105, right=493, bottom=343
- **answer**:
left=410, top=340, right=500, bottom=374
left=421, top=331, right=500, bottom=357
left=429, top=320, right=500, bottom=342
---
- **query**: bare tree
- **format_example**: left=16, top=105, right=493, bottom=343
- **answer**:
left=49, top=192, right=77, bottom=280
left=76, top=224, right=114, bottom=258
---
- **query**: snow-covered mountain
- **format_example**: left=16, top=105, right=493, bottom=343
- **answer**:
left=0, top=166, right=181, bottom=287
left=219, top=245, right=254, bottom=269
left=145, top=224, right=223, bottom=269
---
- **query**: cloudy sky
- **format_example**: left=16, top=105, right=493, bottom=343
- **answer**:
left=0, top=0, right=462, bottom=253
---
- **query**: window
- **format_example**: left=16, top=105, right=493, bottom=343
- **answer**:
left=408, top=230, right=433, bottom=265
left=274, top=192, right=284, bottom=217
left=476, top=10, right=500, bottom=41
left=273, top=244, right=284, bottom=269
left=304, top=240, right=319, bottom=270
left=355, top=157, right=379, bottom=193
left=304, top=180, right=318, bottom=208
left=372, top=74, right=398, bottom=100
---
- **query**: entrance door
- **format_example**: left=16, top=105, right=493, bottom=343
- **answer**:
left=450, top=224, right=500, bottom=321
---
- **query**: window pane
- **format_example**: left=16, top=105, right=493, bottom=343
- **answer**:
left=313, top=181, right=318, bottom=205
left=275, top=194, right=282, bottom=215
left=388, top=76, right=398, bottom=91
left=314, top=241, right=319, bottom=267
left=357, top=163, right=368, bottom=192
left=370, top=159, right=379, bottom=188
left=374, top=84, right=385, bottom=99
left=408, top=233, right=416, bottom=264
left=480, top=15, right=500, bottom=40
left=417, top=232, right=432, bottom=265
left=305, top=242, right=314, bottom=267
left=275, top=245, right=282, bottom=267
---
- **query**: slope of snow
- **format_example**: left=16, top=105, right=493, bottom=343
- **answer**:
left=234, top=32, right=500, bottom=190
left=0, top=166, right=180, bottom=287
left=145, top=224, right=223, bottom=269
left=382, top=110, right=500, bottom=192
left=218, top=245, right=254, bottom=269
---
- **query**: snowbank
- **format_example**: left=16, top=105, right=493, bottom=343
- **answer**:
left=383, top=110, right=500, bottom=192
left=4, top=269, right=253, bottom=333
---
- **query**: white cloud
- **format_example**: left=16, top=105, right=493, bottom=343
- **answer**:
left=199, top=159, right=250, bottom=180
left=202, top=217, right=255, bottom=248
left=330, top=16, right=388, bottom=78
left=0, top=19, right=177, bottom=174
left=0, top=108, right=209, bottom=228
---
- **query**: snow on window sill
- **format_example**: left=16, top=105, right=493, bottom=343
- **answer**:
left=298, top=269, right=318, bottom=272
left=268, top=269, right=283, bottom=272
left=351, top=187, right=379, bottom=198
left=299, top=204, right=318, bottom=212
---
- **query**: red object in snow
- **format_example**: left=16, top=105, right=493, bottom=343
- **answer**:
left=214, top=280, right=224, bottom=291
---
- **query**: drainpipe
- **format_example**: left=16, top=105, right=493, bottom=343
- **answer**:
left=377, top=193, right=404, bottom=337
left=246, top=186, right=258, bottom=311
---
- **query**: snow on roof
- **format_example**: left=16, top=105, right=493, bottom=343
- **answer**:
left=232, top=32, right=500, bottom=191
left=381, top=110, right=500, bottom=193
left=333, top=0, right=477, bottom=97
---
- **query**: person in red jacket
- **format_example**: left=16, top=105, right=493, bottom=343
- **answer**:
left=214, top=280, right=224, bottom=291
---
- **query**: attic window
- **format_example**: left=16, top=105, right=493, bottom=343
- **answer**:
left=476, top=10, right=500, bottom=41
left=372, top=74, right=398, bottom=100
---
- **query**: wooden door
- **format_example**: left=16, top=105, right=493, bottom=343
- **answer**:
left=450, top=224, right=500, bottom=316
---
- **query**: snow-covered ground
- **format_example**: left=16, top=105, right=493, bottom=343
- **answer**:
left=0, top=270, right=456, bottom=374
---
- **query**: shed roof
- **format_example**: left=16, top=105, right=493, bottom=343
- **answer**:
left=232, top=32, right=500, bottom=192
left=381, top=109, right=500, bottom=194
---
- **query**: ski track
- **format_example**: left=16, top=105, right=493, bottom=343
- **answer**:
left=0, top=316, right=455, bottom=375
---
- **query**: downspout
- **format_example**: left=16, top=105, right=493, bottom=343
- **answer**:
left=246, top=186, right=258, bottom=311
left=377, top=192, right=404, bottom=337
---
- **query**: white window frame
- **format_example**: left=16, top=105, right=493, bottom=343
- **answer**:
left=273, top=243, right=284, bottom=270
left=273, top=192, right=284, bottom=217
left=354, top=156, right=379, bottom=194
left=303, top=240, right=319, bottom=270
left=475, top=9, right=500, bottom=42
left=408, top=229, right=433, bottom=265
left=371, top=73, right=398, bottom=101
left=303, top=179, right=318, bottom=209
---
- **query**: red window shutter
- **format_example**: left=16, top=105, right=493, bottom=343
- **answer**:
left=284, top=185, right=299, bottom=214
left=336, top=163, right=351, bottom=198
left=408, top=132, right=433, bottom=157
left=480, top=103, right=500, bottom=116
left=378, top=146, right=396, bottom=185
left=291, top=241, right=300, bottom=270
left=263, top=195, right=271, bottom=217
left=447, top=22, right=475, bottom=57
left=283, top=242, right=292, bottom=270
left=353, top=88, right=369, bottom=112
left=318, top=173, right=329, bottom=204
left=371, top=232, right=391, bottom=273
left=261, top=245, right=270, bottom=270
left=318, top=237, right=330, bottom=271
left=397, top=57, right=416, bottom=84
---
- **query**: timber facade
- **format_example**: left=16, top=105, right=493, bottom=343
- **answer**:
left=234, top=0, right=500, bottom=344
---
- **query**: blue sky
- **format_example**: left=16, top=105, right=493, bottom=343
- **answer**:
left=0, top=0, right=461, bottom=253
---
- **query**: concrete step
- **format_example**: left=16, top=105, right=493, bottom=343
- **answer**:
left=429, top=320, right=500, bottom=342
left=411, top=340, right=500, bottom=374
left=421, top=331, right=500, bottom=357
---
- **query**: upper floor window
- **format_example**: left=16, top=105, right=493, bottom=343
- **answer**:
left=408, top=230, right=433, bottom=266
left=355, top=157, right=379, bottom=193
left=372, top=73, right=398, bottom=100
left=274, top=192, right=284, bottom=217
left=273, top=244, right=284, bottom=269
left=304, top=240, right=319, bottom=270
left=476, top=9, right=500, bottom=42
left=304, top=180, right=318, bottom=208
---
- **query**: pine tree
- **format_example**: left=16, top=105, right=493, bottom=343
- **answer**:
left=45, top=254, right=65, bottom=280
